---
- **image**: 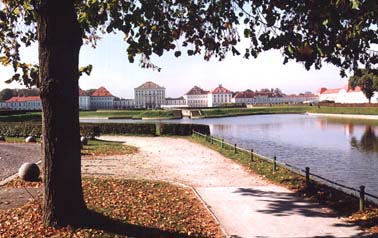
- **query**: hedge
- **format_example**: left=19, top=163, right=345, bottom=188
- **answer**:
left=80, top=123, right=157, bottom=137
left=0, top=122, right=42, bottom=137
left=159, top=123, right=210, bottom=136
left=0, top=122, right=209, bottom=137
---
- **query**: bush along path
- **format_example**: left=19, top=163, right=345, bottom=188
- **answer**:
left=91, top=136, right=374, bottom=237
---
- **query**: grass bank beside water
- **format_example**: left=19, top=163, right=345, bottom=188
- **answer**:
left=198, top=106, right=310, bottom=118
left=80, top=109, right=182, bottom=120
left=308, top=106, right=378, bottom=115
left=191, top=133, right=378, bottom=234
left=199, top=105, right=378, bottom=118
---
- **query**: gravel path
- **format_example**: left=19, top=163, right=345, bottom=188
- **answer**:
left=83, top=136, right=371, bottom=238
left=0, top=143, right=41, bottom=180
left=83, top=136, right=267, bottom=187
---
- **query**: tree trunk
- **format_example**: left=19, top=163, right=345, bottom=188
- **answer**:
left=38, top=0, right=86, bottom=227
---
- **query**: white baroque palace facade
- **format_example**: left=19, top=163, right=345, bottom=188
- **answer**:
left=114, top=98, right=135, bottom=109
left=183, top=86, right=209, bottom=108
left=317, top=86, right=378, bottom=103
left=134, top=81, right=165, bottom=109
left=79, top=89, right=91, bottom=110
left=1, top=96, right=42, bottom=110
left=208, top=84, right=232, bottom=107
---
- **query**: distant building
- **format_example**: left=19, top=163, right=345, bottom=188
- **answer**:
left=317, top=85, right=378, bottom=103
left=79, top=88, right=91, bottom=110
left=90, top=87, right=115, bottom=110
left=134, top=81, right=165, bottom=109
left=282, top=94, right=318, bottom=104
left=113, top=98, right=135, bottom=109
left=183, top=86, right=209, bottom=108
left=4, top=96, right=42, bottom=110
left=232, top=90, right=256, bottom=104
left=161, top=97, right=187, bottom=109
left=232, top=90, right=318, bottom=105
left=208, top=84, right=232, bottom=107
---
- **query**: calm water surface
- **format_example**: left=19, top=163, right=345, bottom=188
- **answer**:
left=81, top=114, right=378, bottom=195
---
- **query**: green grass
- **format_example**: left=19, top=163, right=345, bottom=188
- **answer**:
left=308, top=106, right=378, bottom=115
left=190, top=134, right=304, bottom=189
left=199, top=106, right=311, bottom=118
left=81, top=139, right=138, bottom=156
left=3, top=136, right=41, bottom=143
left=0, top=112, right=42, bottom=122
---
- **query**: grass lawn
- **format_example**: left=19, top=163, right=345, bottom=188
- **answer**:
left=3, top=136, right=41, bottom=143
left=81, top=139, right=138, bottom=157
left=0, top=178, right=223, bottom=238
left=79, top=109, right=181, bottom=119
left=0, top=112, right=42, bottom=122
left=2, top=137, right=136, bottom=157
left=308, top=106, right=378, bottom=115
left=199, top=106, right=311, bottom=118
left=191, top=134, right=378, bottom=234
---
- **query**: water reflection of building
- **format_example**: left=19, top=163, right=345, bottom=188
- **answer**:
left=344, top=123, right=354, bottom=136
left=315, top=118, right=328, bottom=130
left=315, top=118, right=355, bottom=137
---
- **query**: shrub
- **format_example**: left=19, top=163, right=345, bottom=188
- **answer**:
left=0, top=122, right=42, bottom=137
left=160, top=123, right=210, bottom=136
left=80, top=123, right=157, bottom=136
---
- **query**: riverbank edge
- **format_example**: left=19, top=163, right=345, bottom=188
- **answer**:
left=306, top=112, right=378, bottom=120
left=193, top=111, right=306, bottom=119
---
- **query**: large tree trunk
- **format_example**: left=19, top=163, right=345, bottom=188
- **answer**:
left=38, top=0, right=86, bottom=227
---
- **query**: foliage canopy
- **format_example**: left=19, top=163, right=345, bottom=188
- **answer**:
left=0, top=0, right=377, bottom=87
left=349, top=69, right=378, bottom=103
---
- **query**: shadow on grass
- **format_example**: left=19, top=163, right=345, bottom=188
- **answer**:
left=76, top=209, right=194, bottom=238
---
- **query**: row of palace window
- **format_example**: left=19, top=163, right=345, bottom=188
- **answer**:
left=135, top=91, right=164, bottom=96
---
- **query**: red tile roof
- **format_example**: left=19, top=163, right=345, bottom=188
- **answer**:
left=322, top=88, right=342, bottom=94
left=316, top=88, right=328, bottom=94
left=6, top=96, right=40, bottom=102
left=79, top=88, right=88, bottom=96
left=91, top=87, right=113, bottom=97
left=185, top=86, right=208, bottom=95
left=347, top=86, right=362, bottom=93
left=136, top=81, right=164, bottom=89
left=211, top=84, right=232, bottom=94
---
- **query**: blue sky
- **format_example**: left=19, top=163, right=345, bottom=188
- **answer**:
left=0, top=33, right=347, bottom=99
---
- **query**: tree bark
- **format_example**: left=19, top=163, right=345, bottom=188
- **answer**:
left=38, top=0, right=86, bottom=227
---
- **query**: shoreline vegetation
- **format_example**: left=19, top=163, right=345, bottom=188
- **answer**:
left=2, top=105, right=378, bottom=122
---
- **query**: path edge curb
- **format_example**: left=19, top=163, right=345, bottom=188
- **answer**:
left=191, top=186, right=229, bottom=238
left=0, top=160, right=42, bottom=186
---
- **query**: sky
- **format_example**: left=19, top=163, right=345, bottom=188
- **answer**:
left=0, top=33, right=348, bottom=99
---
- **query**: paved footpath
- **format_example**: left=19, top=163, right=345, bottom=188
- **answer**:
left=0, top=143, right=41, bottom=180
left=88, top=136, right=371, bottom=238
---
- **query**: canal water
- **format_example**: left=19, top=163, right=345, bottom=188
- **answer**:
left=81, top=114, right=378, bottom=195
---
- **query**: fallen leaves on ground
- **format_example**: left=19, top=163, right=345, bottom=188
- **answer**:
left=3, top=178, right=42, bottom=189
left=347, top=208, right=378, bottom=234
left=0, top=178, right=224, bottom=238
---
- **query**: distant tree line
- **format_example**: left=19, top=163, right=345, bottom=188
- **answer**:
left=0, top=88, right=40, bottom=101
left=0, top=88, right=98, bottom=101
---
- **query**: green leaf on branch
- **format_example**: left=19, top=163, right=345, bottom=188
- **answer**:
left=79, top=64, right=93, bottom=76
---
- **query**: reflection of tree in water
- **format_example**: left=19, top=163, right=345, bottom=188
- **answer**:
left=351, top=126, right=378, bottom=153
